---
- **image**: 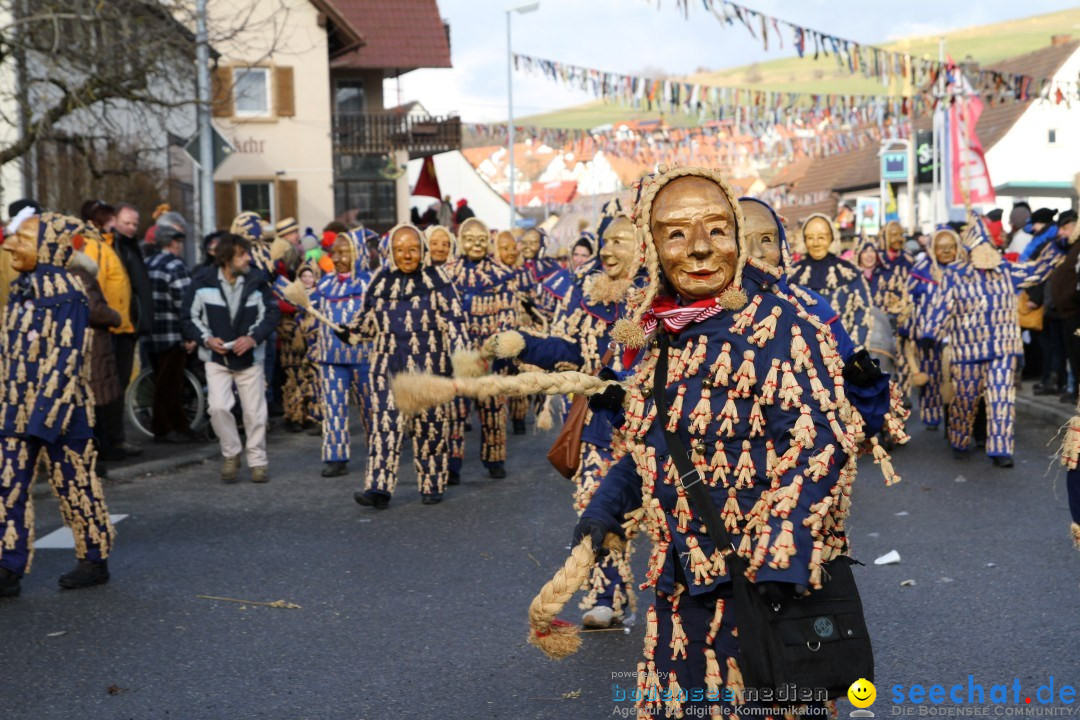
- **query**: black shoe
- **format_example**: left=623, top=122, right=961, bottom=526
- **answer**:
left=354, top=491, right=390, bottom=509
left=925, top=424, right=939, bottom=431
left=447, top=471, right=461, bottom=486
left=512, top=419, right=526, bottom=435
left=283, top=420, right=303, bottom=433
left=1033, top=384, right=1058, bottom=396
left=268, top=402, right=285, bottom=418
left=321, top=462, right=348, bottom=477
left=58, top=560, right=109, bottom=590
left=487, top=465, right=507, bottom=479
left=116, top=441, right=142, bottom=457
left=1060, top=393, right=1078, bottom=404
left=0, top=568, right=21, bottom=598
left=953, top=448, right=970, bottom=460
left=464, top=422, right=473, bottom=432
left=306, top=424, right=323, bottom=437
left=98, top=449, right=127, bottom=462
left=422, top=494, right=443, bottom=505
left=992, top=455, right=1014, bottom=468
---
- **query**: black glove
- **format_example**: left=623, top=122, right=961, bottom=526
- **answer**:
left=334, top=326, right=358, bottom=346
left=916, top=337, right=938, bottom=352
left=756, top=581, right=810, bottom=606
left=842, top=349, right=883, bottom=388
left=572, top=516, right=611, bottom=558
left=589, top=367, right=626, bottom=411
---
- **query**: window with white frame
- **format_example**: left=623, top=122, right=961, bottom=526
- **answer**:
left=237, top=181, right=274, bottom=223
left=234, top=67, right=271, bottom=117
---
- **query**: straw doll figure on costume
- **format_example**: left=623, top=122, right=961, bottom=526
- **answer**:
left=0, top=211, right=116, bottom=598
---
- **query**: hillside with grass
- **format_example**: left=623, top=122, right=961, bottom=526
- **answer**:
left=517, top=7, right=1080, bottom=129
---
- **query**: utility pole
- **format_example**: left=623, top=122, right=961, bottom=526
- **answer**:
left=196, top=0, right=215, bottom=243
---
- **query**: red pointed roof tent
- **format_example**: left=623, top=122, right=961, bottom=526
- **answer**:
left=328, top=0, right=452, bottom=77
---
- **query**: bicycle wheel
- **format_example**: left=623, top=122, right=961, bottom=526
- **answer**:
left=183, top=369, right=208, bottom=432
left=125, top=369, right=156, bottom=438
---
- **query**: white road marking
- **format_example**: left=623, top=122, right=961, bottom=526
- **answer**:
left=34, top=514, right=128, bottom=549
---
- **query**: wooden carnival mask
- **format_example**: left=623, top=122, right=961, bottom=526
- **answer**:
left=650, top=176, right=738, bottom=302
left=803, top=217, right=833, bottom=261
left=739, top=200, right=782, bottom=269
left=884, top=220, right=905, bottom=252
left=459, top=219, right=490, bottom=262
left=391, top=226, right=423, bottom=274
left=3, top=215, right=40, bottom=273
left=495, top=231, right=519, bottom=267
left=331, top=234, right=356, bottom=275
left=519, top=229, right=542, bottom=260
left=932, top=230, right=958, bottom=265
left=427, top=228, right=452, bottom=264
left=598, top=216, right=636, bottom=280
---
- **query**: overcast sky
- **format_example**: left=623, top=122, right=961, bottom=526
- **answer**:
left=385, top=0, right=1080, bottom=122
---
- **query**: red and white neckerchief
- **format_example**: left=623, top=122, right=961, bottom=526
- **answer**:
left=641, top=295, right=728, bottom=335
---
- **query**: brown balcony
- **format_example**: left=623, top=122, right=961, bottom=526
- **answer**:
left=332, top=111, right=462, bottom=159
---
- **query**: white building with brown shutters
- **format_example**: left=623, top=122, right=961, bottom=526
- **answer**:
left=209, top=0, right=458, bottom=233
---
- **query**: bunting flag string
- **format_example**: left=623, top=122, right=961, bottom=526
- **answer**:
left=513, top=52, right=921, bottom=129
left=659, top=0, right=1080, bottom=104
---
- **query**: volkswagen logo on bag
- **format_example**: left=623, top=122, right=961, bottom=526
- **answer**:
left=813, top=616, right=835, bottom=639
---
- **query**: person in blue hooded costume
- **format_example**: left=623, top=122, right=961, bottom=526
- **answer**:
left=907, top=227, right=963, bottom=430
left=919, top=214, right=1064, bottom=467
left=484, top=209, right=643, bottom=629
left=336, top=223, right=470, bottom=509
left=789, top=213, right=875, bottom=350
left=446, top=217, right=523, bottom=478
left=0, top=211, right=116, bottom=598
left=571, top=166, right=866, bottom=717
left=739, top=198, right=894, bottom=442
left=518, top=227, right=562, bottom=321
left=310, top=228, right=373, bottom=477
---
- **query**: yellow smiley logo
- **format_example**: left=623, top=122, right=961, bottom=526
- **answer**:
left=848, top=678, right=876, bottom=708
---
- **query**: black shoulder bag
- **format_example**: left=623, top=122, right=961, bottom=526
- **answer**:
left=653, top=332, right=873, bottom=700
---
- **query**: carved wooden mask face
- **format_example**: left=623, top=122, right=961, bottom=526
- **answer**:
left=739, top=201, right=781, bottom=269
left=803, top=217, right=833, bottom=261
left=459, top=219, right=489, bottom=262
left=392, top=227, right=423, bottom=274
left=3, top=216, right=39, bottom=273
left=650, top=176, right=738, bottom=302
left=598, top=216, right=636, bottom=280
left=427, top=229, right=451, bottom=264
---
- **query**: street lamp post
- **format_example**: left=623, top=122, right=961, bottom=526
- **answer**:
left=506, top=2, right=539, bottom=230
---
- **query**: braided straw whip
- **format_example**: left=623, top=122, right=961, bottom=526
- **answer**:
left=391, top=370, right=616, bottom=415
left=527, top=533, right=626, bottom=660
left=281, top=279, right=344, bottom=332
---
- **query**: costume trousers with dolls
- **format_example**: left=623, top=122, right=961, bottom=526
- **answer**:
left=0, top=436, right=114, bottom=576
left=319, top=362, right=371, bottom=463
left=364, top=383, right=450, bottom=499
left=948, top=356, right=1016, bottom=457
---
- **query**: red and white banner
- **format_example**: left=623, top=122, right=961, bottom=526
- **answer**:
left=948, top=82, right=995, bottom=206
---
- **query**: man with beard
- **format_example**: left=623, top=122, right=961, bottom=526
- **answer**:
left=183, top=234, right=279, bottom=483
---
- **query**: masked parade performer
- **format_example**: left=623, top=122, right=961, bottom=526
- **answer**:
left=484, top=210, right=642, bottom=628
left=286, top=262, right=324, bottom=434
left=571, top=166, right=861, bottom=717
left=919, top=215, right=1063, bottom=467
left=335, top=223, right=469, bottom=509
left=445, top=217, right=522, bottom=479
left=519, top=227, right=563, bottom=321
left=908, top=228, right=962, bottom=431
left=739, top=198, right=896, bottom=444
left=789, top=213, right=875, bottom=350
left=1061, top=406, right=1080, bottom=552
left=495, top=230, right=532, bottom=435
left=871, top=220, right=916, bottom=396
left=311, top=229, right=374, bottom=478
left=0, top=211, right=116, bottom=597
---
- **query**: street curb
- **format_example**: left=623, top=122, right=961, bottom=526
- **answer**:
left=1015, top=395, right=1073, bottom=428
left=31, top=445, right=221, bottom=498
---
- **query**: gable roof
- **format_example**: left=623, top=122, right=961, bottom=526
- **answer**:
left=329, top=0, right=451, bottom=75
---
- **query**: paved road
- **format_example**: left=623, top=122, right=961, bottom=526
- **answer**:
left=4, top=412, right=1079, bottom=719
